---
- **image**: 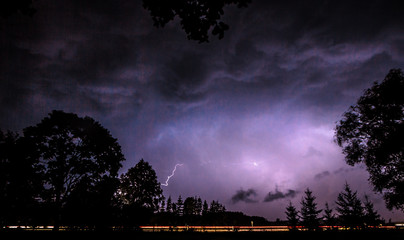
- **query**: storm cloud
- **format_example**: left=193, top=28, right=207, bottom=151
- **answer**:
left=314, top=171, right=331, bottom=180
left=231, top=188, right=258, bottom=204
left=264, top=189, right=298, bottom=203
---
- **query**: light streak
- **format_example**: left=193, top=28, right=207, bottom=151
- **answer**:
left=161, top=163, right=183, bottom=187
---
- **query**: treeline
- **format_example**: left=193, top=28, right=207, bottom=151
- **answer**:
left=285, top=184, right=383, bottom=231
left=154, top=195, right=268, bottom=226
left=0, top=110, right=266, bottom=230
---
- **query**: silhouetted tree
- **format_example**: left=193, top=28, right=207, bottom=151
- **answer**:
left=363, top=195, right=381, bottom=227
left=323, top=202, right=336, bottom=228
left=196, top=197, right=202, bottom=215
left=202, top=200, right=209, bottom=216
left=117, top=159, right=164, bottom=227
left=171, top=201, right=178, bottom=214
left=63, top=175, right=119, bottom=230
left=183, top=197, right=196, bottom=216
left=182, top=196, right=202, bottom=216
left=166, top=195, right=173, bottom=213
left=182, top=196, right=200, bottom=225
left=335, top=183, right=364, bottom=229
left=0, top=130, right=42, bottom=227
left=176, top=195, right=184, bottom=216
left=22, top=110, right=124, bottom=230
left=118, top=159, right=164, bottom=212
left=142, top=0, right=251, bottom=43
left=300, top=188, right=322, bottom=231
left=285, top=201, right=299, bottom=230
left=159, top=198, right=166, bottom=213
left=335, top=68, right=404, bottom=211
left=209, top=200, right=226, bottom=213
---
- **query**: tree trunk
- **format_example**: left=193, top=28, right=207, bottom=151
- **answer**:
left=53, top=191, right=62, bottom=231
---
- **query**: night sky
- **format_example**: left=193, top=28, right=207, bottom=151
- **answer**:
left=1, top=0, right=404, bottom=221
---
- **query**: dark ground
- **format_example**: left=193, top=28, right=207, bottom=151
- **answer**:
left=1, top=230, right=403, bottom=240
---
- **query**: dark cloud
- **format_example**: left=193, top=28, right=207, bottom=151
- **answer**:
left=154, top=52, right=209, bottom=102
left=333, top=166, right=362, bottom=175
left=0, top=44, right=37, bottom=105
left=63, top=34, right=138, bottom=84
left=231, top=188, right=258, bottom=204
left=314, top=171, right=330, bottom=180
left=272, top=0, right=404, bottom=45
left=304, top=146, right=323, bottom=158
left=226, top=0, right=404, bottom=50
left=225, top=38, right=265, bottom=76
left=264, top=189, right=298, bottom=203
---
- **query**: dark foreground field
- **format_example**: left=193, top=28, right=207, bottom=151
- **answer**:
left=1, top=230, right=403, bottom=240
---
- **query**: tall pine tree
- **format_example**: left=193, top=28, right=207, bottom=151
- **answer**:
left=196, top=197, right=202, bottom=215
left=363, top=195, right=381, bottom=227
left=202, top=200, right=209, bottom=216
left=300, top=188, right=322, bottom=231
left=323, top=202, right=336, bottom=228
left=176, top=195, right=184, bottom=216
left=166, top=195, right=173, bottom=213
left=285, top=201, right=299, bottom=230
left=335, top=183, right=364, bottom=228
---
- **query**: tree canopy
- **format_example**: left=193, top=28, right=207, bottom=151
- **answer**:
left=142, top=0, right=251, bottom=43
left=335, top=68, right=404, bottom=211
left=118, top=159, right=164, bottom=212
left=22, top=110, right=125, bottom=229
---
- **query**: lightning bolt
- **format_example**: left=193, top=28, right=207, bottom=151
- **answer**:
left=161, top=163, right=183, bottom=187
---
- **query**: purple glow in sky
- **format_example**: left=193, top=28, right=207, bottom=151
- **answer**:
left=1, top=0, right=404, bottom=221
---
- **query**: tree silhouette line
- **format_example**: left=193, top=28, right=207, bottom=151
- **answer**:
left=0, top=114, right=265, bottom=231
left=285, top=185, right=382, bottom=231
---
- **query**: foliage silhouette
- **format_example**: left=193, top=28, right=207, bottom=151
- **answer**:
left=118, top=159, right=164, bottom=212
left=202, top=200, right=209, bottom=216
left=335, top=68, right=404, bottom=211
left=0, top=130, right=42, bottom=227
left=283, top=183, right=384, bottom=230
left=22, top=110, right=125, bottom=230
left=209, top=200, right=226, bottom=213
left=63, top=176, right=120, bottom=230
left=363, top=194, right=381, bottom=227
left=300, top=188, right=322, bottom=231
left=154, top=196, right=242, bottom=226
left=285, top=201, right=299, bottom=230
left=142, top=0, right=251, bottom=43
left=323, top=202, right=336, bottom=228
left=335, top=182, right=364, bottom=229
left=183, top=196, right=202, bottom=216
left=176, top=195, right=184, bottom=216
left=166, top=195, right=173, bottom=213
left=117, top=159, right=164, bottom=228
